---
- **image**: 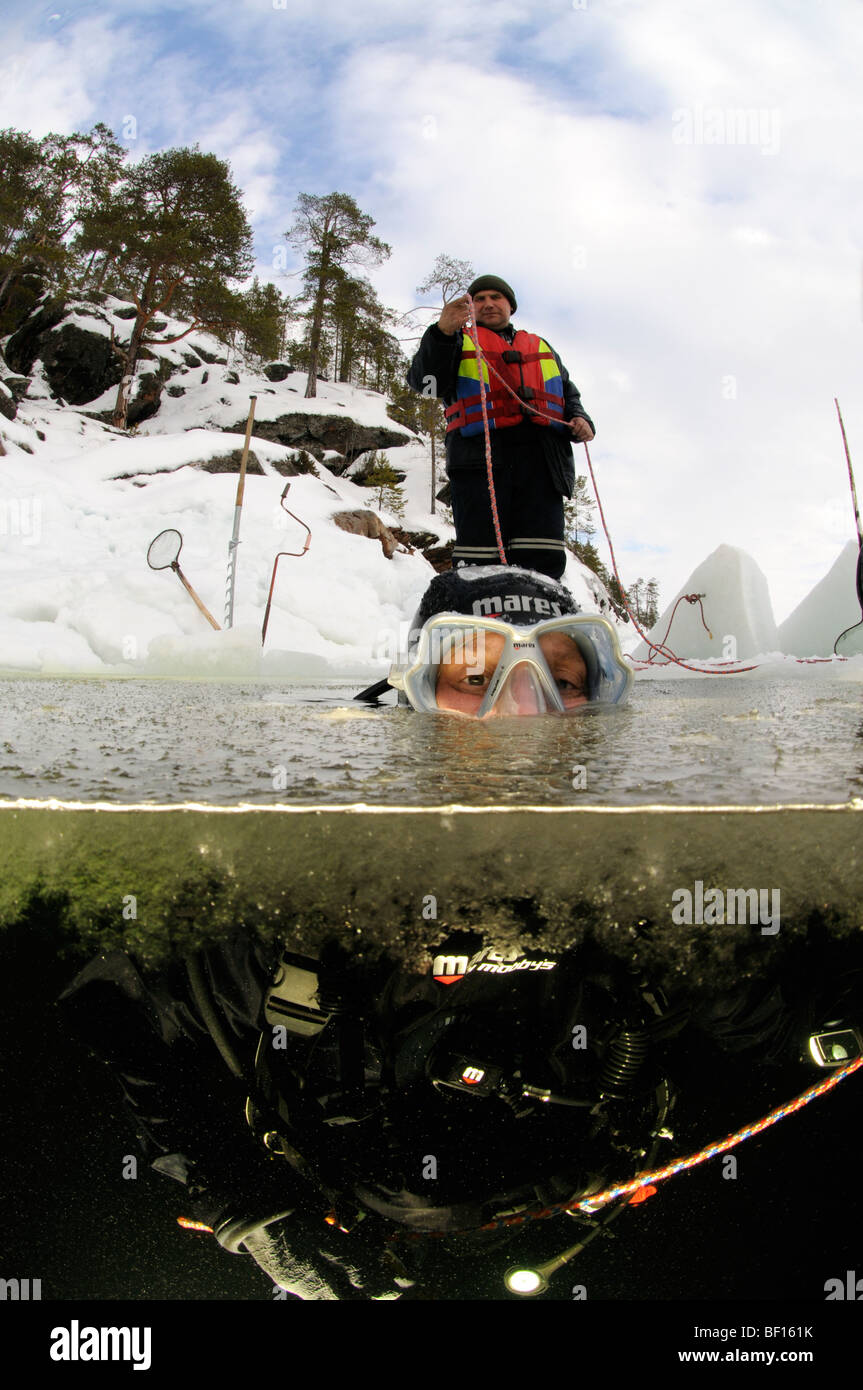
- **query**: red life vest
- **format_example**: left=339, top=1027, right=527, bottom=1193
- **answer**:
left=444, top=326, right=568, bottom=436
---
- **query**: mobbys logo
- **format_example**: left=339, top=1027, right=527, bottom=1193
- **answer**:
left=432, top=954, right=469, bottom=985
left=432, top=948, right=558, bottom=984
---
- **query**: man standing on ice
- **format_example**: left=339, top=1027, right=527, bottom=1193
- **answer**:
left=407, top=274, right=595, bottom=580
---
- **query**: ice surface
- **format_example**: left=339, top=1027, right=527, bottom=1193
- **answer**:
left=777, top=539, right=862, bottom=656
left=633, top=543, right=778, bottom=660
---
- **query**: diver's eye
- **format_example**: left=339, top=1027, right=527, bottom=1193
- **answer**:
left=465, top=673, right=490, bottom=687
left=556, top=678, right=585, bottom=695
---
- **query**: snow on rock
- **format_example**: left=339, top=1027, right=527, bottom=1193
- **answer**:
left=634, top=543, right=778, bottom=660
left=0, top=293, right=628, bottom=678
left=777, top=540, right=862, bottom=657
left=346, top=439, right=443, bottom=536
left=0, top=408, right=437, bottom=677
left=6, top=293, right=415, bottom=455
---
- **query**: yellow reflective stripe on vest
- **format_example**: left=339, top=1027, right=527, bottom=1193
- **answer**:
left=456, top=335, right=558, bottom=386
left=536, top=340, right=560, bottom=382
left=458, top=346, right=489, bottom=384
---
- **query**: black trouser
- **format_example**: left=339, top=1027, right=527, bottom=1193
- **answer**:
left=448, top=457, right=567, bottom=580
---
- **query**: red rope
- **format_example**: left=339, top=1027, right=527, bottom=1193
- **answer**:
left=581, top=438, right=762, bottom=674
left=567, top=1054, right=863, bottom=1217
left=462, top=298, right=507, bottom=564
left=456, top=303, right=849, bottom=676
left=461, top=327, right=757, bottom=672
left=395, top=1055, right=863, bottom=1238
left=643, top=593, right=711, bottom=665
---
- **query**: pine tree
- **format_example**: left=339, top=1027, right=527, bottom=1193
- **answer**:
left=626, top=577, right=663, bottom=626
left=285, top=193, right=390, bottom=399
left=419, top=394, right=447, bottom=515
left=644, top=579, right=660, bottom=628
left=606, top=572, right=628, bottom=613
left=408, top=257, right=474, bottom=518
left=238, top=277, right=296, bottom=363
left=416, top=254, right=475, bottom=308
left=387, top=383, right=424, bottom=434
left=79, top=145, right=254, bottom=429
left=0, top=123, right=126, bottom=318
left=360, top=452, right=405, bottom=518
left=563, top=474, right=597, bottom=551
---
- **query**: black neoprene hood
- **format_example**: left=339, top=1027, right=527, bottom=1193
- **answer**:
left=414, top=566, right=580, bottom=629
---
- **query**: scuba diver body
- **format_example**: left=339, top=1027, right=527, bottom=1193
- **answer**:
left=57, top=568, right=863, bottom=1298
left=60, top=925, right=863, bottom=1300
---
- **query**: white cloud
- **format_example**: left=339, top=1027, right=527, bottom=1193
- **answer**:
left=2, top=0, right=863, bottom=619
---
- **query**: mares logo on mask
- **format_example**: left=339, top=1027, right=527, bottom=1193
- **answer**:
left=472, top=594, right=566, bottom=620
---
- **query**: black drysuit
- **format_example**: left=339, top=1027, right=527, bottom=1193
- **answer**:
left=59, top=936, right=860, bottom=1300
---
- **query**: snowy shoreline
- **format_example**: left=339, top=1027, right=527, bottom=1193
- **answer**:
left=2, top=301, right=861, bottom=677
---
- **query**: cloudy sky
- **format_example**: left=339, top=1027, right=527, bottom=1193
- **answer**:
left=3, top=0, right=862, bottom=623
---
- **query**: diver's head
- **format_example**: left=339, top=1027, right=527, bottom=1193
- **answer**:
left=388, top=566, right=632, bottom=716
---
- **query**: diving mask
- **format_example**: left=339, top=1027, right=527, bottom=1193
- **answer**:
left=388, top=613, right=633, bottom=716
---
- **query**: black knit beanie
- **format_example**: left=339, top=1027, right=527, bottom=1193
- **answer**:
left=414, top=566, right=578, bottom=628
left=467, top=275, right=517, bottom=314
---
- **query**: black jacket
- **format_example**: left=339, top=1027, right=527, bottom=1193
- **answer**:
left=407, top=322, right=595, bottom=498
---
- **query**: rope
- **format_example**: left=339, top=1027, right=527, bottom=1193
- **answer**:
left=582, top=438, right=764, bottom=674
left=474, top=1054, right=863, bottom=1231
left=456, top=300, right=853, bottom=676
left=462, top=297, right=507, bottom=564
left=832, top=398, right=863, bottom=655
left=643, top=593, right=711, bottom=665
left=457, top=309, right=757, bottom=673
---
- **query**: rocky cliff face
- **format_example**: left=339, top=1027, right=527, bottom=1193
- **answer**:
left=0, top=288, right=451, bottom=569
left=5, top=299, right=124, bottom=406
left=1, top=291, right=414, bottom=464
left=247, top=409, right=409, bottom=465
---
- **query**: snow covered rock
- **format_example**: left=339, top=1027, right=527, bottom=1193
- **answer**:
left=634, top=543, right=778, bottom=659
left=42, top=319, right=124, bottom=407
left=5, top=296, right=123, bottom=406
left=246, top=409, right=411, bottom=463
left=777, top=540, right=861, bottom=656
left=4, top=292, right=416, bottom=468
left=5, top=295, right=67, bottom=375
left=3, top=376, right=29, bottom=405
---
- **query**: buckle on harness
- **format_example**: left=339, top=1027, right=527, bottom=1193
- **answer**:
left=502, top=349, right=523, bottom=364
left=517, top=386, right=536, bottom=403
left=808, top=1027, right=863, bottom=1066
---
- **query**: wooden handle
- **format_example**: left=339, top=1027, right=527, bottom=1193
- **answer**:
left=175, top=566, right=222, bottom=630
left=234, top=395, right=258, bottom=510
